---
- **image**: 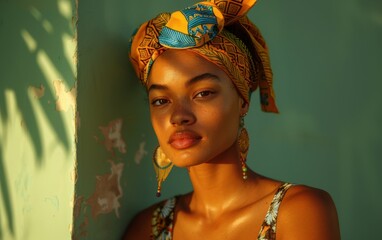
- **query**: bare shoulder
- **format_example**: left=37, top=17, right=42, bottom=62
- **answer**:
left=122, top=203, right=158, bottom=240
left=277, top=185, right=341, bottom=240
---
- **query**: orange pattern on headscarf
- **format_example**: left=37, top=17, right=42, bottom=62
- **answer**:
left=129, top=0, right=278, bottom=113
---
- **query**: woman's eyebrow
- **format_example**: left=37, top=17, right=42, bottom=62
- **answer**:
left=186, top=73, right=220, bottom=87
left=147, top=73, right=220, bottom=93
left=147, top=83, right=167, bottom=93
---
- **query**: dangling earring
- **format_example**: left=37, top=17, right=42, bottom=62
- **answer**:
left=238, top=116, right=249, bottom=180
left=153, top=146, right=174, bottom=197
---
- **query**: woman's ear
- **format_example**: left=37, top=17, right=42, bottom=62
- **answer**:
left=240, top=99, right=249, bottom=116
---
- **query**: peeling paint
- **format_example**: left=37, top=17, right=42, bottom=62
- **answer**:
left=28, top=84, right=45, bottom=99
left=73, top=196, right=84, bottom=218
left=71, top=167, right=77, bottom=184
left=72, top=196, right=88, bottom=239
left=68, top=223, right=73, bottom=236
left=79, top=217, right=89, bottom=238
left=98, top=119, right=126, bottom=154
left=73, top=216, right=89, bottom=239
left=53, top=79, right=76, bottom=112
left=87, top=161, right=124, bottom=218
left=75, top=110, right=81, bottom=131
left=134, top=140, right=147, bottom=164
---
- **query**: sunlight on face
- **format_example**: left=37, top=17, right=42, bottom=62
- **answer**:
left=147, top=50, right=247, bottom=167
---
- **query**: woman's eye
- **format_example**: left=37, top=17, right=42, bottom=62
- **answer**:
left=151, top=98, right=169, bottom=106
left=195, top=90, right=214, bottom=98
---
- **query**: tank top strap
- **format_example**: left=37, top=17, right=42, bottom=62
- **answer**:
left=257, top=182, right=294, bottom=240
left=151, top=196, right=177, bottom=240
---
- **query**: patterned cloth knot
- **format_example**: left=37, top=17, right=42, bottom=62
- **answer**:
left=159, top=2, right=224, bottom=48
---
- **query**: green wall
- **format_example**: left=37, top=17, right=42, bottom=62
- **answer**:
left=72, top=1, right=192, bottom=239
left=1, top=0, right=381, bottom=239
left=73, top=0, right=382, bottom=239
left=251, top=1, right=382, bottom=239
left=0, top=0, right=77, bottom=239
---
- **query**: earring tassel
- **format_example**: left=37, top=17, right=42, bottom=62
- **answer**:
left=153, top=147, right=173, bottom=197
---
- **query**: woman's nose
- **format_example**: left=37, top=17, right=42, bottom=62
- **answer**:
left=170, top=101, right=196, bottom=126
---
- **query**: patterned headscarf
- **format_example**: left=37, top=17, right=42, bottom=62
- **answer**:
left=129, top=0, right=278, bottom=113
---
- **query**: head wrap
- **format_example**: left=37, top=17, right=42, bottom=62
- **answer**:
left=129, top=0, right=278, bottom=113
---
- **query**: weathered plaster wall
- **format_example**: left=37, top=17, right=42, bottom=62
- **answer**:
left=0, top=0, right=77, bottom=239
left=72, top=1, right=193, bottom=239
left=74, top=0, right=382, bottom=239
left=74, top=1, right=381, bottom=239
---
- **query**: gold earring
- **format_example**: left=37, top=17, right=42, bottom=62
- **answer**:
left=153, top=146, right=173, bottom=197
left=238, top=117, right=249, bottom=180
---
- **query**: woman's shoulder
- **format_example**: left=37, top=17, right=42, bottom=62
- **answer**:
left=122, top=196, right=177, bottom=240
left=122, top=202, right=157, bottom=240
left=281, top=184, right=338, bottom=220
left=277, top=184, right=341, bottom=240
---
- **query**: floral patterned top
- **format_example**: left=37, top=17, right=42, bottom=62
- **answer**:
left=151, top=182, right=293, bottom=240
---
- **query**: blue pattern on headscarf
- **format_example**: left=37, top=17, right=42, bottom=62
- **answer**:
left=159, top=27, right=197, bottom=48
left=158, top=4, right=220, bottom=48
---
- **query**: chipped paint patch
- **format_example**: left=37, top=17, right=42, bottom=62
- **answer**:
left=72, top=196, right=89, bottom=239
left=53, top=80, right=76, bottom=112
left=73, top=195, right=84, bottom=218
left=28, top=84, right=45, bottom=99
left=73, top=216, right=89, bottom=239
left=98, top=119, right=126, bottom=154
left=134, top=140, right=147, bottom=164
left=87, top=161, right=124, bottom=218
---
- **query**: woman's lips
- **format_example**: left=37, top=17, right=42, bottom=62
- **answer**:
left=168, top=131, right=202, bottom=150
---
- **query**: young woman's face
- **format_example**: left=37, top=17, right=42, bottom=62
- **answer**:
left=147, top=50, right=247, bottom=167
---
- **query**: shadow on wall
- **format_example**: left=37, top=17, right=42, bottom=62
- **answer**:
left=0, top=0, right=75, bottom=237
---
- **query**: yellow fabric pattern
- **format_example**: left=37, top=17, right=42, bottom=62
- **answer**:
left=129, top=0, right=278, bottom=113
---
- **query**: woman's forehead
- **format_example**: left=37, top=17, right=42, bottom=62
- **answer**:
left=148, top=50, right=227, bottom=81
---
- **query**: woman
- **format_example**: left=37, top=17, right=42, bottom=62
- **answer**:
left=124, top=0, right=340, bottom=239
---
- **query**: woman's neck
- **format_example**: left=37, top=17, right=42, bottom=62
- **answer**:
left=186, top=146, right=259, bottom=219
